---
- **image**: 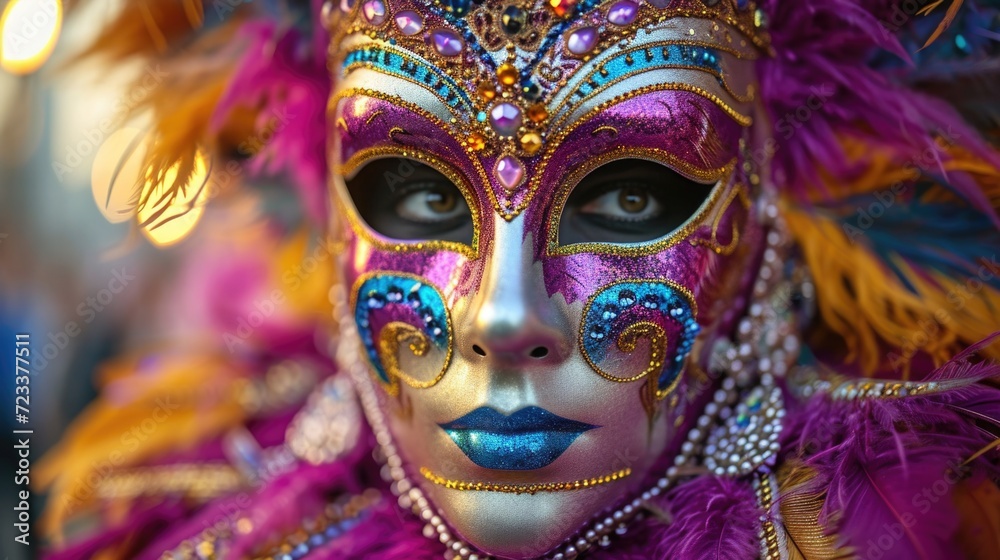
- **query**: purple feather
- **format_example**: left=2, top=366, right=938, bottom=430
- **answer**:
left=584, top=476, right=761, bottom=560
left=924, top=331, right=1000, bottom=382
left=757, top=0, right=1000, bottom=226
left=783, top=380, right=1000, bottom=560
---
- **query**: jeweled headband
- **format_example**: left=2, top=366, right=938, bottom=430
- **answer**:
left=323, top=0, right=768, bottom=219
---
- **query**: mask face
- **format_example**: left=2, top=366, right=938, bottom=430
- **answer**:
left=328, top=1, right=767, bottom=555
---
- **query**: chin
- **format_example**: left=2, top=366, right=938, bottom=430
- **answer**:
left=425, top=485, right=627, bottom=558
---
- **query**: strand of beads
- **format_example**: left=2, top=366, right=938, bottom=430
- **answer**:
left=709, top=200, right=808, bottom=386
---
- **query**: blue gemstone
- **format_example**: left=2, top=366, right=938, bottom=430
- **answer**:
left=602, top=304, right=618, bottom=321
left=309, top=534, right=325, bottom=546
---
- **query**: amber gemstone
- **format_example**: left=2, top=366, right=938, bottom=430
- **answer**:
left=526, top=103, right=548, bottom=123
left=477, top=82, right=497, bottom=101
left=468, top=133, right=486, bottom=151
left=520, top=132, right=543, bottom=155
left=496, top=63, right=519, bottom=86
left=548, top=0, right=577, bottom=17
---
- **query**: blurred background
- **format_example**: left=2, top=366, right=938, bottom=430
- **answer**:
left=0, top=2, right=314, bottom=557
left=2, top=2, right=163, bottom=557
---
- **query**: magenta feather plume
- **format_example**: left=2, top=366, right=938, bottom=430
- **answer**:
left=211, top=4, right=330, bottom=224
left=818, top=413, right=967, bottom=560
left=756, top=0, right=1000, bottom=225
left=924, top=331, right=1000, bottom=382
left=306, top=500, right=438, bottom=559
left=219, top=431, right=374, bottom=560
left=650, top=475, right=761, bottom=560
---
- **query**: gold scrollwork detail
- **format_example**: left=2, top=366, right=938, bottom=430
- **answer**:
left=688, top=181, right=750, bottom=255
left=377, top=321, right=449, bottom=397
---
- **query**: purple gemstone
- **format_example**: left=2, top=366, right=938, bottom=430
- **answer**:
left=362, top=0, right=386, bottom=25
left=431, top=29, right=464, bottom=57
left=607, top=1, right=638, bottom=25
left=496, top=156, right=525, bottom=190
left=340, top=0, right=356, bottom=12
left=566, top=27, right=598, bottom=56
left=395, top=10, right=423, bottom=35
left=489, top=103, right=522, bottom=137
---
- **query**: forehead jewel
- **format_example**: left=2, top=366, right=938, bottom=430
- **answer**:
left=325, top=0, right=765, bottom=218
left=324, top=1, right=768, bottom=89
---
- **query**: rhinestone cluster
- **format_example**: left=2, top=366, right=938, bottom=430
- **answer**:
left=326, top=0, right=769, bottom=195
left=580, top=280, right=699, bottom=392
left=702, top=380, right=783, bottom=476
left=286, top=375, right=362, bottom=466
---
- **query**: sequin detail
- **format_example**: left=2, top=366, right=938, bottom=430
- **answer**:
left=581, top=280, right=699, bottom=392
left=353, top=274, right=452, bottom=387
left=342, top=47, right=473, bottom=111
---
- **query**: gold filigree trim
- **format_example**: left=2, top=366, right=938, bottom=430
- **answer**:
left=688, top=180, right=750, bottom=256
left=335, top=146, right=482, bottom=260
left=330, top=88, right=508, bottom=224
left=551, top=81, right=752, bottom=134
left=576, top=278, right=698, bottom=407
left=340, top=42, right=474, bottom=117
left=420, top=466, right=632, bottom=494
left=377, top=321, right=449, bottom=395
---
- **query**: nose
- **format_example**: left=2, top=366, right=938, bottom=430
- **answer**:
left=459, top=215, right=570, bottom=367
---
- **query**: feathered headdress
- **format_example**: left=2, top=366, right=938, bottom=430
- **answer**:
left=34, top=0, right=1000, bottom=548
left=60, top=0, right=1000, bottom=374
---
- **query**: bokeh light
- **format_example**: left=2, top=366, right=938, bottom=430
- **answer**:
left=0, top=0, right=62, bottom=75
left=136, top=151, right=211, bottom=247
left=91, top=127, right=146, bottom=224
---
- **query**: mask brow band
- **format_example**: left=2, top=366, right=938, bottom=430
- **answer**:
left=551, top=41, right=751, bottom=125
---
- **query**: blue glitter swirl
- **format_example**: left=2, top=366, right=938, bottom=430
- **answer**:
left=354, top=274, right=451, bottom=384
left=343, top=47, right=474, bottom=112
left=571, top=44, right=722, bottom=100
left=581, top=281, right=699, bottom=391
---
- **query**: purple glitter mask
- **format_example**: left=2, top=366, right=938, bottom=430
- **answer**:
left=327, top=0, right=769, bottom=556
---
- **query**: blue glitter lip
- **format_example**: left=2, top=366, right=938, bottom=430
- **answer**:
left=440, top=406, right=597, bottom=470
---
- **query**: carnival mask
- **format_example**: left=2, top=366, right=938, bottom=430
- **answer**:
left=327, top=0, right=769, bottom=556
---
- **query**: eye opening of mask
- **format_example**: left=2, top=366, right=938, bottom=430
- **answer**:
left=554, top=158, right=719, bottom=250
left=341, top=156, right=477, bottom=250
